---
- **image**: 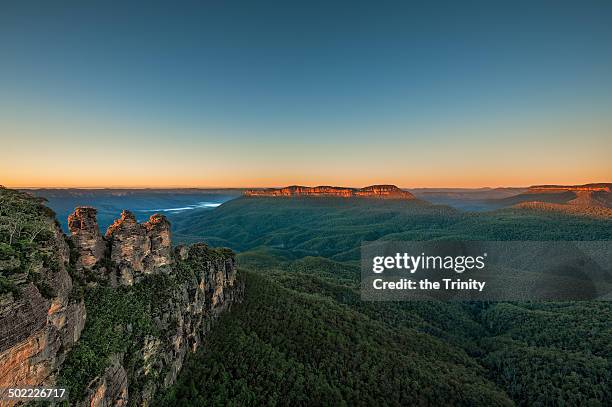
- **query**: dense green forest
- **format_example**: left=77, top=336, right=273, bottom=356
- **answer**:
left=173, top=197, right=612, bottom=260
left=161, top=197, right=612, bottom=406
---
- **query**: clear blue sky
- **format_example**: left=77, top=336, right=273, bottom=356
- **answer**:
left=1, top=1, right=611, bottom=187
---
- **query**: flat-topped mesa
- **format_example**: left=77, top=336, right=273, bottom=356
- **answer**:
left=355, top=185, right=415, bottom=199
left=68, top=207, right=106, bottom=269
left=527, top=183, right=611, bottom=193
left=105, top=210, right=173, bottom=285
left=244, top=184, right=416, bottom=199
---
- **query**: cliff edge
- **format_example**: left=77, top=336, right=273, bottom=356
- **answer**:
left=0, top=187, right=244, bottom=406
left=244, top=184, right=415, bottom=199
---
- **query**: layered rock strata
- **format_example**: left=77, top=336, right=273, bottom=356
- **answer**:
left=68, top=207, right=106, bottom=269
left=0, top=189, right=86, bottom=405
left=244, top=184, right=415, bottom=199
left=527, top=183, right=611, bottom=193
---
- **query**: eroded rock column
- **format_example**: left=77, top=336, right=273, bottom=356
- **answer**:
left=68, top=207, right=106, bottom=270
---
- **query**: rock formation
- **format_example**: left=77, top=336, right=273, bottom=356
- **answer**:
left=86, top=357, right=128, bottom=407
left=244, top=184, right=416, bottom=199
left=143, top=213, right=172, bottom=270
left=104, top=210, right=173, bottom=285
left=0, top=188, right=86, bottom=405
left=78, top=241, right=240, bottom=407
left=68, top=207, right=106, bottom=269
left=67, top=208, right=174, bottom=286
left=355, top=185, right=415, bottom=199
left=105, top=210, right=150, bottom=284
left=527, top=183, right=611, bottom=193
left=1, top=188, right=242, bottom=406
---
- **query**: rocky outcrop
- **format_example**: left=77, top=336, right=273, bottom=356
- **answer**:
left=244, top=184, right=416, bottom=199
left=0, top=188, right=86, bottom=405
left=355, top=185, right=415, bottom=199
left=143, top=214, right=172, bottom=270
left=64, top=207, right=239, bottom=406
left=68, top=207, right=106, bottom=269
left=527, top=183, right=611, bottom=193
left=72, top=227, right=240, bottom=406
left=105, top=210, right=173, bottom=285
left=105, top=210, right=150, bottom=284
left=67, top=208, right=174, bottom=286
left=2, top=188, right=242, bottom=406
left=120, top=244, right=241, bottom=406
left=85, top=357, right=128, bottom=407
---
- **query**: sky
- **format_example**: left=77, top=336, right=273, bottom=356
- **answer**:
left=1, top=0, right=611, bottom=188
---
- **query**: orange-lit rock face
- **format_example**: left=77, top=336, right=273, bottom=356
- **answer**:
left=355, top=185, right=416, bottom=198
left=0, top=330, right=50, bottom=406
left=528, top=183, right=611, bottom=193
left=0, top=285, right=49, bottom=398
left=244, top=184, right=416, bottom=199
left=0, top=201, right=86, bottom=404
left=68, top=207, right=106, bottom=269
left=0, top=283, right=85, bottom=405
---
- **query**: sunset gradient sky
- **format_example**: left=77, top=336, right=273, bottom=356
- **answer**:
left=1, top=1, right=611, bottom=188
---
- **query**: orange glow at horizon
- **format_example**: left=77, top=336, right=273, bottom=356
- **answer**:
left=2, top=104, right=611, bottom=190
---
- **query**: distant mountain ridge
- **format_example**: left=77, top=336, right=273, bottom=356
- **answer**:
left=498, top=183, right=612, bottom=218
left=244, top=184, right=416, bottom=199
left=526, top=183, right=611, bottom=193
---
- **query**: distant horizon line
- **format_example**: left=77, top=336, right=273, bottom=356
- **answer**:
left=8, top=184, right=526, bottom=190
left=6, top=182, right=611, bottom=191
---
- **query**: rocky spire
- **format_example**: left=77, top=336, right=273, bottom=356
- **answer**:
left=144, top=213, right=172, bottom=270
left=105, top=210, right=173, bottom=285
left=68, top=207, right=106, bottom=269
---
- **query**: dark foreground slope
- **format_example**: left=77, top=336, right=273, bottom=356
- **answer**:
left=163, top=197, right=612, bottom=406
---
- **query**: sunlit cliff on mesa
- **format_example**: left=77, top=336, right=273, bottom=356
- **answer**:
left=526, top=183, right=611, bottom=193
left=244, top=184, right=416, bottom=199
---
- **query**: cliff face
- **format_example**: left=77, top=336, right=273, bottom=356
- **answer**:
left=78, top=242, right=241, bottom=407
left=68, top=207, right=106, bottom=269
left=0, top=188, right=86, bottom=405
left=144, top=214, right=172, bottom=270
left=0, top=188, right=243, bottom=406
left=244, top=184, right=415, bottom=199
left=527, top=183, right=611, bottom=193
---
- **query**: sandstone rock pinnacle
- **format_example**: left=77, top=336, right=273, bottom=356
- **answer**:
left=105, top=210, right=173, bottom=285
left=68, top=207, right=106, bottom=269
